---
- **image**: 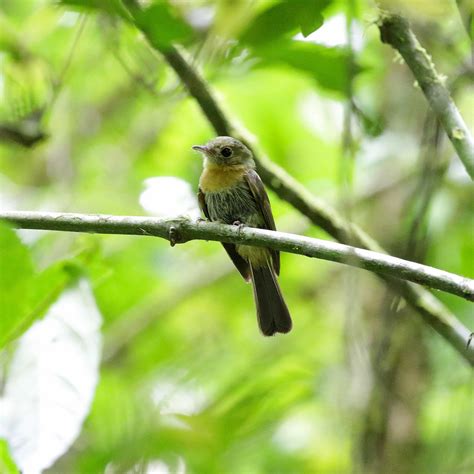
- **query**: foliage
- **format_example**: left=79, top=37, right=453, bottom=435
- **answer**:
left=0, top=0, right=472, bottom=473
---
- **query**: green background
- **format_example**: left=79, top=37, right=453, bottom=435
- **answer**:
left=0, top=1, right=473, bottom=473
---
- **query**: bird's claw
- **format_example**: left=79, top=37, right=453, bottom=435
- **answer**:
left=233, top=220, right=245, bottom=235
left=169, top=226, right=180, bottom=247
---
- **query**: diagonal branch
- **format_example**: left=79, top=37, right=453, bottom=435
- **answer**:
left=2, top=210, right=474, bottom=364
left=379, top=14, right=474, bottom=179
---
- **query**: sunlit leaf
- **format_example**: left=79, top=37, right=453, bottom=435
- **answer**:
left=0, top=223, right=34, bottom=349
left=0, top=230, right=78, bottom=348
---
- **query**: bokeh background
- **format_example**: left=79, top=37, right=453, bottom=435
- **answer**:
left=0, top=1, right=473, bottom=473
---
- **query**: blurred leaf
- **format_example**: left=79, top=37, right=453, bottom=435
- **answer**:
left=0, top=13, right=29, bottom=60
left=18, top=261, right=80, bottom=333
left=241, top=0, right=332, bottom=45
left=0, top=441, right=19, bottom=474
left=1, top=279, right=102, bottom=473
left=455, top=0, right=474, bottom=40
left=0, top=223, right=34, bottom=349
left=0, top=48, right=51, bottom=146
left=253, top=39, right=356, bottom=95
left=354, top=104, right=385, bottom=137
left=378, top=0, right=458, bottom=21
left=298, top=0, right=332, bottom=37
left=134, top=2, right=193, bottom=49
left=0, top=224, right=82, bottom=348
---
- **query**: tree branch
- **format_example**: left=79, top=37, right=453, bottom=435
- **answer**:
left=1, top=210, right=473, bottom=361
left=2, top=211, right=473, bottom=301
left=379, top=14, right=474, bottom=179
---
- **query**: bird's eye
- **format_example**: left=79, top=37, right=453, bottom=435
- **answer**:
left=221, top=147, right=233, bottom=158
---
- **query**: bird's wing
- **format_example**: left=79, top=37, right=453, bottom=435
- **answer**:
left=198, top=187, right=251, bottom=281
left=197, top=187, right=210, bottom=220
left=244, top=169, right=280, bottom=275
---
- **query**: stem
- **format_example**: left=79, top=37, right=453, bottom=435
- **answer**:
left=379, top=14, right=474, bottom=179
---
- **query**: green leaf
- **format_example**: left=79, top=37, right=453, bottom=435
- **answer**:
left=0, top=223, right=80, bottom=348
left=297, top=0, right=332, bottom=37
left=355, top=105, right=384, bottom=137
left=135, top=3, right=193, bottom=49
left=0, top=223, right=34, bottom=349
left=241, top=0, right=332, bottom=45
left=253, top=39, right=357, bottom=95
left=7, top=261, right=80, bottom=344
left=0, top=440, right=19, bottom=474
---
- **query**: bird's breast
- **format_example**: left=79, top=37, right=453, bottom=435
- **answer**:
left=201, top=171, right=260, bottom=225
left=199, top=165, right=248, bottom=193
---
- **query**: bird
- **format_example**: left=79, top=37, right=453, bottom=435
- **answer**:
left=192, top=136, right=292, bottom=336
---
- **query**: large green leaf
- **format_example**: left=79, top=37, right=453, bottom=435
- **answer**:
left=0, top=224, right=80, bottom=348
left=298, top=0, right=333, bottom=37
left=0, top=223, right=34, bottom=349
left=134, top=2, right=194, bottom=49
left=60, top=0, right=194, bottom=48
left=253, top=39, right=356, bottom=95
left=3, top=261, right=80, bottom=345
left=241, top=0, right=332, bottom=45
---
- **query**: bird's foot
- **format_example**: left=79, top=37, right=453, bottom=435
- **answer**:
left=169, top=226, right=180, bottom=247
left=233, top=220, right=246, bottom=235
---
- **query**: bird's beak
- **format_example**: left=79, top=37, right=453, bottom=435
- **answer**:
left=192, top=145, right=208, bottom=154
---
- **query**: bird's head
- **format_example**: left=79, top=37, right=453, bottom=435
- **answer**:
left=192, top=136, right=254, bottom=167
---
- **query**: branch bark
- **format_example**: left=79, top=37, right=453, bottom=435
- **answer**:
left=2, top=210, right=474, bottom=363
left=379, top=14, right=474, bottom=179
left=2, top=211, right=473, bottom=301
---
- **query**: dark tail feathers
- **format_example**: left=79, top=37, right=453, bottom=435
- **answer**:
left=250, top=262, right=292, bottom=336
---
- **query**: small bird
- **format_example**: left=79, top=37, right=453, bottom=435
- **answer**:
left=192, top=136, right=292, bottom=336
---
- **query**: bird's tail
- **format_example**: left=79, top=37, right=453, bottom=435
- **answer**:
left=250, top=260, right=292, bottom=336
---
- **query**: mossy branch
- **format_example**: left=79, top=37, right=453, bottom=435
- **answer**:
left=379, top=14, right=474, bottom=179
